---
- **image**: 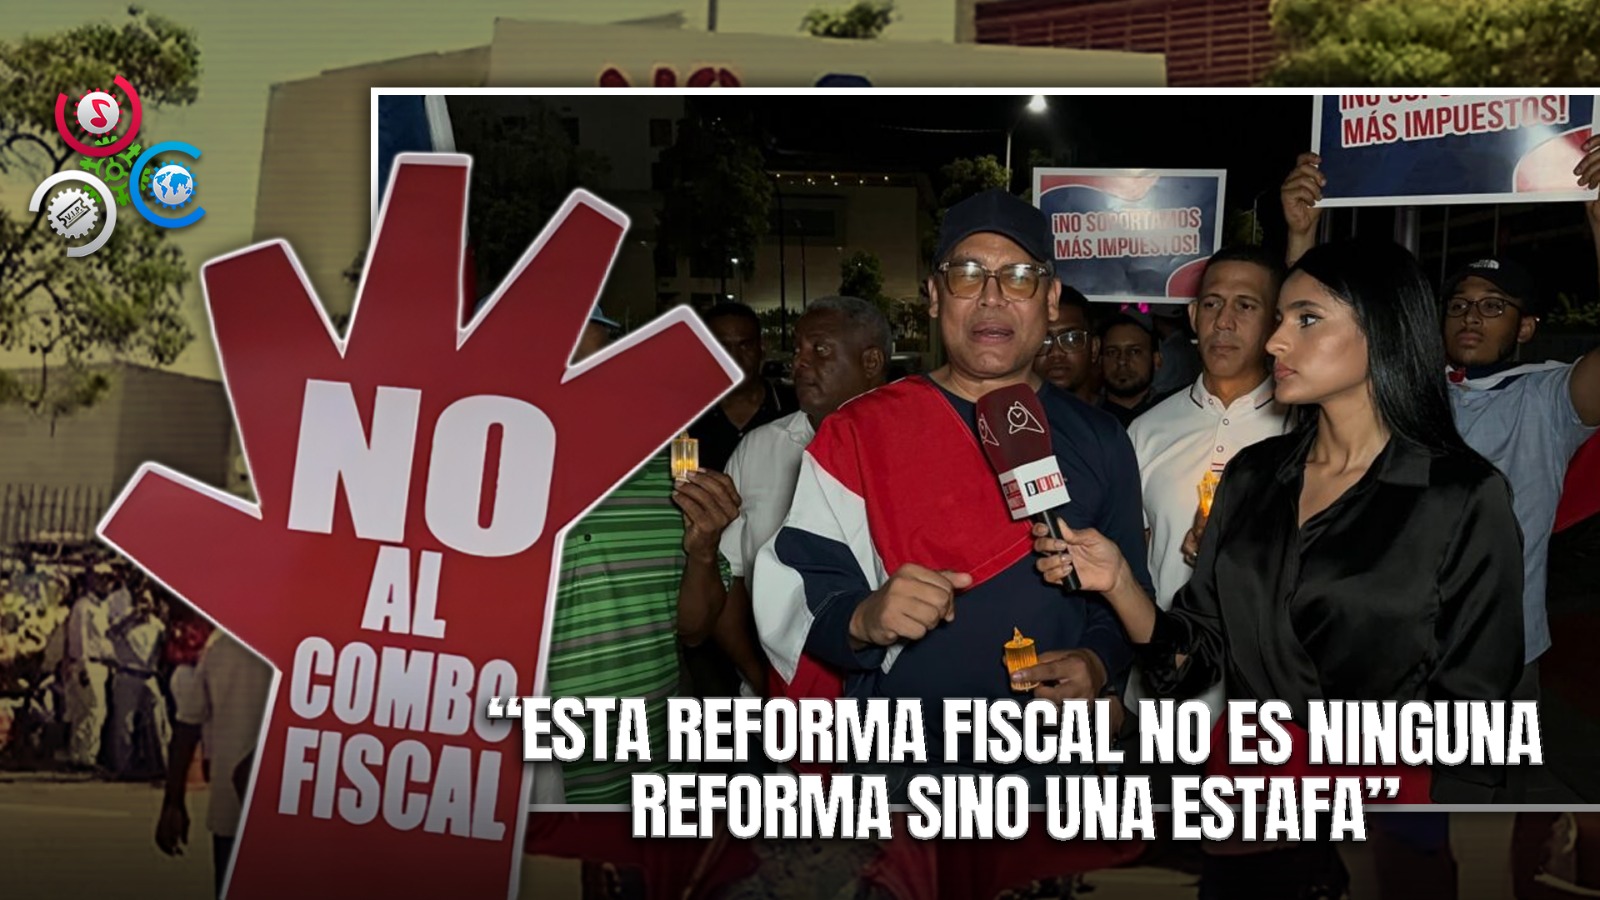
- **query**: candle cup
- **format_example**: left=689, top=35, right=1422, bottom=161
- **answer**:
left=1197, top=471, right=1221, bottom=519
left=671, top=434, right=700, bottom=483
left=1004, top=627, right=1039, bottom=691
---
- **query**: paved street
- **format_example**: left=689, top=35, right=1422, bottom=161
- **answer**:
left=0, top=776, right=1528, bottom=900
left=0, top=776, right=582, bottom=900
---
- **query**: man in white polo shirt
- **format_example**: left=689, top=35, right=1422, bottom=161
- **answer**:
left=1124, top=245, right=1290, bottom=735
left=673, top=295, right=891, bottom=698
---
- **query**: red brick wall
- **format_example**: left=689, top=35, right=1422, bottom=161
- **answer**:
left=974, top=0, right=1279, bottom=87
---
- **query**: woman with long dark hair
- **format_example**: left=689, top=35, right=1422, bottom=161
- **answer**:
left=1023, top=239, right=1525, bottom=897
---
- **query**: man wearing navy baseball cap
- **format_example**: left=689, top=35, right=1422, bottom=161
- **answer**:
left=753, top=188, right=1150, bottom=797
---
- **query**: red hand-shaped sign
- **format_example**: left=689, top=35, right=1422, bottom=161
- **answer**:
left=97, top=154, right=740, bottom=899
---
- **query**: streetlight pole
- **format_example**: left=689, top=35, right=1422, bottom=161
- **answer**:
left=797, top=216, right=808, bottom=309
left=1003, top=95, right=1049, bottom=192
left=768, top=174, right=789, bottom=351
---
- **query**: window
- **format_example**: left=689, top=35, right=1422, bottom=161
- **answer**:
left=773, top=208, right=840, bottom=241
left=689, top=258, right=723, bottom=279
left=649, top=118, right=673, bottom=148
left=653, top=243, right=678, bottom=278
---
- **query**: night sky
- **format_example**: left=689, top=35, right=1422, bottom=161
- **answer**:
left=678, top=94, right=1596, bottom=308
left=692, top=93, right=1314, bottom=213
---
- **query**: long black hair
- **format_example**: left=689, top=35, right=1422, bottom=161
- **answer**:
left=1287, top=239, right=1475, bottom=457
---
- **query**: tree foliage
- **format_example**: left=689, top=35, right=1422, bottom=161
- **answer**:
left=0, top=7, right=198, bottom=416
left=801, top=1, right=897, bottom=39
left=447, top=98, right=611, bottom=294
left=838, top=249, right=888, bottom=305
left=921, top=155, right=1013, bottom=263
left=1265, top=0, right=1600, bottom=85
left=656, top=106, right=773, bottom=285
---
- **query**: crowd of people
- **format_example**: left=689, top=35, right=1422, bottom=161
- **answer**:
left=4, top=137, right=1598, bottom=900
left=531, top=139, right=1600, bottom=899
left=0, top=550, right=214, bottom=780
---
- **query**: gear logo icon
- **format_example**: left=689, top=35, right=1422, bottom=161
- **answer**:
left=30, top=172, right=118, bottom=257
left=79, top=136, right=148, bottom=207
left=149, top=161, right=195, bottom=209
left=48, top=187, right=100, bottom=240
left=75, top=90, right=121, bottom=136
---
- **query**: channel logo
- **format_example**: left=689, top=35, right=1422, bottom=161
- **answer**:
left=39, top=75, right=207, bottom=256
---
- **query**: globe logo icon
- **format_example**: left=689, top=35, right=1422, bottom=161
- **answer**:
left=150, top=162, right=195, bottom=209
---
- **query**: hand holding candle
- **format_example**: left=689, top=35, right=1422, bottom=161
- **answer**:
left=1183, top=472, right=1220, bottom=566
left=671, top=432, right=700, bottom=482
left=1197, top=470, right=1221, bottom=519
left=1004, top=627, right=1039, bottom=691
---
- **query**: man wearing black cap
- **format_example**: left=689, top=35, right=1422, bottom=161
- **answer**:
left=754, top=188, right=1150, bottom=795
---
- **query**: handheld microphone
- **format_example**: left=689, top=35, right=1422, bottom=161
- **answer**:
left=975, top=383, right=1081, bottom=593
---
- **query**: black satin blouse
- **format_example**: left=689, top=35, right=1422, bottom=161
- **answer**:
left=1138, top=426, right=1525, bottom=801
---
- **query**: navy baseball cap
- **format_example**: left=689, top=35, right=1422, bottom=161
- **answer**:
left=589, top=306, right=621, bottom=330
left=935, top=188, right=1053, bottom=266
left=1443, top=257, right=1542, bottom=315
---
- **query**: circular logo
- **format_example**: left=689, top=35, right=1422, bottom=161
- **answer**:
left=150, top=162, right=196, bottom=209
left=47, top=187, right=101, bottom=241
left=30, top=172, right=118, bottom=257
left=76, top=91, right=122, bottom=135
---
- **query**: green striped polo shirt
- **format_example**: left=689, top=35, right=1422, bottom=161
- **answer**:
left=545, top=452, right=720, bottom=803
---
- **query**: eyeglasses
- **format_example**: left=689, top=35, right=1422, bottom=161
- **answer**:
left=1445, top=296, right=1522, bottom=318
left=937, top=261, right=1050, bottom=302
left=1038, top=330, right=1091, bottom=355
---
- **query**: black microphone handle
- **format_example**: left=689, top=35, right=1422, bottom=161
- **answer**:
left=1036, top=511, right=1082, bottom=593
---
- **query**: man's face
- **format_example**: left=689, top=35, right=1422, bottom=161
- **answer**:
left=792, top=309, right=883, bottom=421
left=710, top=315, right=763, bottom=383
left=1031, top=303, right=1096, bottom=392
left=1101, top=323, right=1157, bottom=398
left=1191, top=260, right=1276, bottom=382
left=927, top=232, right=1059, bottom=382
left=1442, top=275, right=1536, bottom=367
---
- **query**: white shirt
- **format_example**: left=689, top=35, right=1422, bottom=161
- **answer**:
left=720, top=411, right=815, bottom=579
left=174, top=632, right=273, bottom=836
left=65, top=595, right=113, bottom=664
left=1126, top=375, right=1289, bottom=723
left=719, top=410, right=815, bottom=698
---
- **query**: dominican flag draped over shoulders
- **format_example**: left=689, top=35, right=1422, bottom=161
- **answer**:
left=375, top=94, right=476, bottom=319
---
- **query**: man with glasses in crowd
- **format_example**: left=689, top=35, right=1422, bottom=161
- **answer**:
left=755, top=188, right=1149, bottom=799
left=1032, top=285, right=1104, bottom=404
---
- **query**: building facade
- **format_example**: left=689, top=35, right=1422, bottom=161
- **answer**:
left=973, top=0, right=1277, bottom=87
left=0, top=365, right=234, bottom=545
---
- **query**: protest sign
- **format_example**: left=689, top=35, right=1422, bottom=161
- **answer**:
left=1311, top=94, right=1600, bottom=207
left=96, top=154, right=740, bottom=899
left=1033, top=168, right=1226, bottom=305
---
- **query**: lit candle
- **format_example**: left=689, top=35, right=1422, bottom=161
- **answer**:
left=1004, top=627, right=1039, bottom=691
left=1197, top=471, right=1221, bottom=519
left=671, top=433, right=700, bottom=482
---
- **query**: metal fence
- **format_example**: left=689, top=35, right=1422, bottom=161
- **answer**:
left=0, top=484, right=113, bottom=549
